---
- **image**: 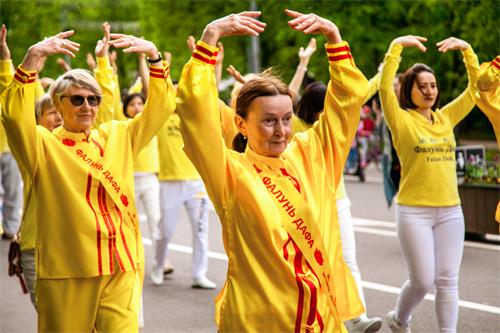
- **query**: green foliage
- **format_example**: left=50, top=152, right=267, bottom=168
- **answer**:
left=0, top=0, right=497, bottom=139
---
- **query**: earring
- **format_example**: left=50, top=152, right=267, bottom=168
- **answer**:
left=243, top=135, right=247, bottom=140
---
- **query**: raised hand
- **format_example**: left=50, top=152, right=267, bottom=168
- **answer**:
left=285, top=9, right=341, bottom=44
left=187, top=35, right=196, bottom=52
left=201, top=11, right=266, bottom=46
left=56, top=57, right=72, bottom=72
left=95, top=21, right=111, bottom=58
left=226, top=64, right=247, bottom=84
left=298, top=38, right=317, bottom=62
left=163, top=51, right=172, bottom=66
left=436, top=37, right=470, bottom=52
left=86, top=52, right=96, bottom=71
left=392, top=35, right=428, bottom=52
left=109, top=33, right=159, bottom=59
left=1, top=24, right=11, bottom=60
left=21, top=30, right=80, bottom=71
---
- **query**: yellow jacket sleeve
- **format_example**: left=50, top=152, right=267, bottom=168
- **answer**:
left=94, top=55, right=115, bottom=126
left=113, top=73, right=128, bottom=121
left=177, top=41, right=227, bottom=207
left=34, top=79, right=45, bottom=101
left=476, top=56, right=499, bottom=147
left=439, top=46, right=480, bottom=126
left=0, top=59, right=13, bottom=93
left=127, top=63, right=176, bottom=157
left=364, top=71, right=380, bottom=104
left=1, top=66, right=39, bottom=179
left=311, top=42, right=368, bottom=190
left=218, top=99, right=238, bottom=149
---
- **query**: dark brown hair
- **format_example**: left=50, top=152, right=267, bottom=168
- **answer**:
left=296, top=81, right=327, bottom=125
left=232, top=71, right=291, bottom=153
left=399, top=63, right=440, bottom=111
left=123, top=93, right=145, bottom=118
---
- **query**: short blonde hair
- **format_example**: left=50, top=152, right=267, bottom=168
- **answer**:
left=49, top=69, right=101, bottom=107
left=35, top=93, right=55, bottom=122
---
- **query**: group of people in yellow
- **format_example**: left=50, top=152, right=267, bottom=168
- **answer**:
left=0, top=9, right=498, bottom=333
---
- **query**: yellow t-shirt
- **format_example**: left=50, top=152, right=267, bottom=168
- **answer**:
left=177, top=40, right=368, bottom=332
left=380, top=42, right=479, bottom=206
left=3, top=64, right=175, bottom=277
left=133, top=136, right=159, bottom=174
left=157, top=113, right=200, bottom=181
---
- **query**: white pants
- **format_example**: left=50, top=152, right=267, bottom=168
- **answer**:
left=337, top=197, right=368, bottom=316
left=134, top=173, right=161, bottom=241
left=395, top=204, right=464, bottom=333
left=155, top=180, right=209, bottom=279
left=0, top=153, right=23, bottom=235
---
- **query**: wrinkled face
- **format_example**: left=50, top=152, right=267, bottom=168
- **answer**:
left=411, top=72, right=438, bottom=111
left=39, top=106, right=63, bottom=131
left=237, top=94, right=293, bottom=158
left=59, top=86, right=100, bottom=133
left=125, top=96, right=144, bottom=118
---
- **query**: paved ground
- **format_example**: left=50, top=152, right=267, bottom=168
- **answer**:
left=1, top=165, right=499, bottom=332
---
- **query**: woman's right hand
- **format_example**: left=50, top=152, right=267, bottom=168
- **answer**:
left=201, top=11, right=266, bottom=46
left=95, top=21, right=111, bottom=58
left=22, top=30, right=80, bottom=71
left=392, top=35, right=427, bottom=52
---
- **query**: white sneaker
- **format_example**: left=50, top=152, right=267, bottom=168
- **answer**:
left=192, top=276, right=216, bottom=289
left=150, top=266, right=164, bottom=286
left=347, top=315, right=382, bottom=333
left=386, top=311, right=411, bottom=333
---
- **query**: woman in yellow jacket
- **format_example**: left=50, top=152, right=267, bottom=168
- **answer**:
left=379, top=35, right=479, bottom=333
left=2, top=30, right=175, bottom=332
left=177, top=10, right=368, bottom=332
left=475, top=56, right=499, bottom=224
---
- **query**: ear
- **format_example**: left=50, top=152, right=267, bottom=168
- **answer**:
left=234, top=114, right=247, bottom=138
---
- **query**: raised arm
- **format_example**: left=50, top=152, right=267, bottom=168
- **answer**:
left=2, top=31, right=79, bottom=178
left=109, top=33, right=175, bottom=156
left=436, top=37, right=480, bottom=126
left=286, top=9, right=368, bottom=188
left=94, top=22, right=115, bottom=125
left=0, top=24, right=14, bottom=92
left=288, top=37, right=317, bottom=100
left=177, top=12, right=265, bottom=207
left=379, top=35, right=427, bottom=132
left=476, top=57, right=500, bottom=146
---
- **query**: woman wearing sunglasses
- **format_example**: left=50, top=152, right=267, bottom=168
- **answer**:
left=2, top=30, right=175, bottom=332
left=177, top=10, right=368, bottom=332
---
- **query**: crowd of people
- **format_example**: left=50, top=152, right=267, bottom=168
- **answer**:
left=0, top=8, right=498, bottom=333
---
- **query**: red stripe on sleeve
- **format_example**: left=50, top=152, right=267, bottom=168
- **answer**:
left=326, top=45, right=350, bottom=54
left=85, top=173, right=103, bottom=276
left=196, top=44, right=216, bottom=57
left=329, top=54, right=352, bottom=62
left=192, top=53, right=216, bottom=65
left=149, top=67, right=164, bottom=74
left=150, top=73, right=165, bottom=79
left=492, top=59, right=500, bottom=70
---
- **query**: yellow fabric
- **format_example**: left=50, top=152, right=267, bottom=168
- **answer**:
left=128, top=76, right=143, bottom=95
left=0, top=59, right=14, bottom=153
left=157, top=112, right=200, bottom=181
left=292, top=114, right=347, bottom=199
left=113, top=74, right=128, bottom=121
left=365, top=71, right=380, bottom=102
left=218, top=99, right=238, bottom=149
left=94, top=55, right=116, bottom=126
left=34, top=79, right=44, bottom=101
left=476, top=57, right=500, bottom=147
left=37, top=266, right=139, bottom=333
left=177, top=40, right=367, bottom=332
left=133, top=136, right=159, bottom=173
left=2, top=64, right=175, bottom=278
left=379, top=42, right=479, bottom=206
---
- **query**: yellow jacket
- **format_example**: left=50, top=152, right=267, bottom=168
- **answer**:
left=177, top=40, right=367, bottom=332
left=380, top=42, right=479, bottom=206
left=476, top=56, right=499, bottom=147
left=2, top=64, right=175, bottom=278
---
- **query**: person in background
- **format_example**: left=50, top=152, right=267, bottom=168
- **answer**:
left=379, top=35, right=479, bottom=333
left=176, top=9, right=368, bottom=332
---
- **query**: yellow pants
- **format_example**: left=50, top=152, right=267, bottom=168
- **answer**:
left=37, top=268, right=139, bottom=333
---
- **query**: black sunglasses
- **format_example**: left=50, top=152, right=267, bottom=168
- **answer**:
left=61, top=94, right=102, bottom=107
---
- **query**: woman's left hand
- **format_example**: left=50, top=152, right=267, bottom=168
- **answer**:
left=436, top=37, right=470, bottom=52
left=285, top=9, right=341, bottom=44
left=109, top=34, right=159, bottom=60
